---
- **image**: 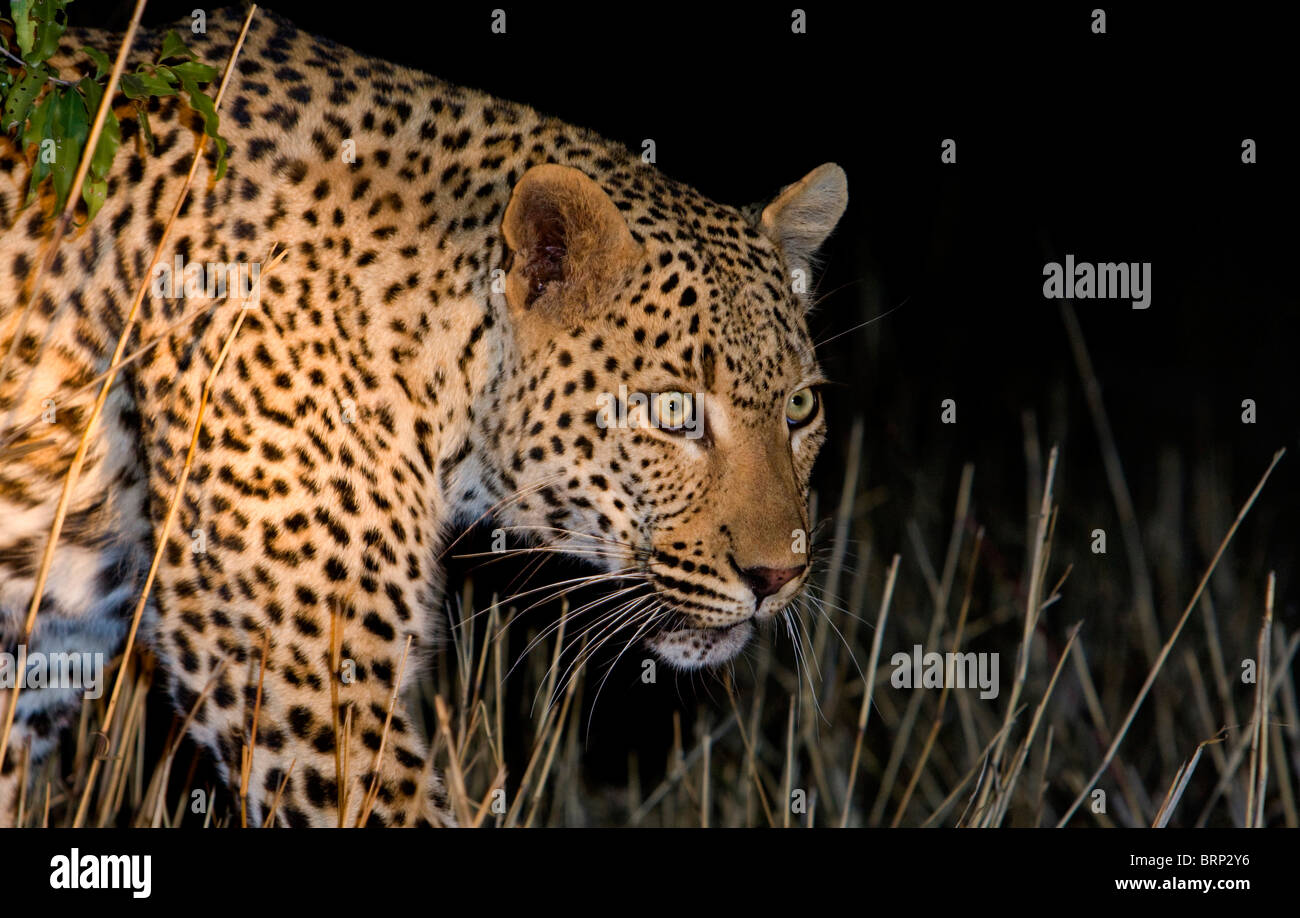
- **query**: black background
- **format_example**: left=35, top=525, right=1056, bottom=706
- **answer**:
left=68, top=1, right=1300, bottom=807
left=6, top=826, right=1280, bottom=905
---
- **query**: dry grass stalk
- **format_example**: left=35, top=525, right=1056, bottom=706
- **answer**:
left=262, top=758, right=297, bottom=828
left=357, top=635, right=414, bottom=827
left=1153, top=739, right=1217, bottom=828
left=1195, top=632, right=1300, bottom=826
left=973, top=445, right=1058, bottom=822
left=433, top=695, right=474, bottom=827
left=891, top=528, right=984, bottom=826
left=239, top=630, right=271, bottom=828
left=72, top=244, right=283, bottom=828
left=980, top=623, right=1081, bottom=827
left=1057, top=449, right=1285, bottom=827
left=868, top=467, right=973, bottom=825
left=1245, top=573, right=1274, bottom=827
left=726, top=678, right=776, bottom=826
left=840, top=552, right=901, bottom=827
left=136, top=654, right=232, bottom=827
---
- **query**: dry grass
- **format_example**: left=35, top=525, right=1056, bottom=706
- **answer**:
left=7, top=425, right=1292, bottom=829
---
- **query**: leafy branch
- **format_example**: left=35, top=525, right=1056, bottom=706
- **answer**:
left=0, top=0, right=227, bottom=221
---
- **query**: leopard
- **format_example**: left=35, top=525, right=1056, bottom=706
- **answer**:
left=0, top=6, right=847, bottom=827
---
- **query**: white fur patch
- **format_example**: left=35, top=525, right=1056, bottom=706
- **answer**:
left=645, top=620, right=753, bottom=670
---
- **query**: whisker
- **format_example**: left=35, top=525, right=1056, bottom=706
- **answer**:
left=516, top=580, right=653, bottom=681
left=804, top=592, right=865, bottom=681
left=801, top=583, right=872, bottom=626
left=495, top=523, right=639, bottom=553
left=811, top=295, right=910, bottom=350
left=436, top=473, right=570, bottom=562
left=586, top=601, right=666, bottom=730
left=454, top=545, right=629, bottom=562
left=496, top=566, right=646, bottom=613
left=539, top=592, right=657, bottom=718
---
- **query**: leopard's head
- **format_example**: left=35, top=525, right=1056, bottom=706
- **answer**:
left=486, top=160, right=847, bottom=669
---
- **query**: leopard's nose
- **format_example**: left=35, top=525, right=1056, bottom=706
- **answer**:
left=736, top=562, right=806, bottom=600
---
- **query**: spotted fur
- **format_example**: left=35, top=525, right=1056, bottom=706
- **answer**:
left=0, top=7, right=847, bottom=826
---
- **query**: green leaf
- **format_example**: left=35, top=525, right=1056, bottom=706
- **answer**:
left=81, top=176, right=106, bottom=220
left=82, top=46, right=112, bottom=81
left=49, top=86, right=90, bottom=212
left=77, top=77, right=120, bottom=180
left=158, top=30, right=197, bottom=63
left=120, top=70, right=178, bottom=100
left=188, top=88, right=228, bottom=180
left=29, top=2, right=68, bottom=65
left=11, top=0, right=35, bottom=57
left=92, top=110, right=119, bottom=180
left=134, top=102, right=153, bottom=153
left=25, top=159, right=46, bottom=206
left=22, top=93, right=52, bottom=205
left=77, top=74, right=100, bottom=110
left=169, top=60, right=218, bottom=84
left=2, top=66, right=47, bottom=133
left=119, top=73, right=144, bottom=100
left=166, top=64, right=228, bottom=180
left=22, top=86, right=49, bottom=148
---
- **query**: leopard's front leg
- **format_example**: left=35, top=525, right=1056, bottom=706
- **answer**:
left=150, top=569, right=454, bottom=827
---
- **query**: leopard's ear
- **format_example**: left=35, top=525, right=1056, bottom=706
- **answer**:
left=758, top=163, right=848, bottom=278
left=501, top=164, right=643, bottom=321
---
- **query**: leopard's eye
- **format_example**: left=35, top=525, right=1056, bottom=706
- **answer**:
left=785, top=387, right=819, bottom=428
left=654, top=391, right=694, bottom=431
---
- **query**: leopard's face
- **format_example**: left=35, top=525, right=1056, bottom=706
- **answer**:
left=487, top=162, right=847, bottom=669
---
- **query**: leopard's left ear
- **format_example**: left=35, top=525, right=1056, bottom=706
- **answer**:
left=501, top=164, right=644, bottom=322
left=758, top=163, right=848, bottom=276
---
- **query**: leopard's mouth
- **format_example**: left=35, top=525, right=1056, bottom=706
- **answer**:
left=643, top=619, right=754, bottom=670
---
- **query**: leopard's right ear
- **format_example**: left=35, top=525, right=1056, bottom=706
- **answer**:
left=501, top=164, right=643, bottom=322
left=757, top=163, right=848, bottom=281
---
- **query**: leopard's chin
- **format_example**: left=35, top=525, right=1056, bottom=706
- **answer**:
left=645, top=620, right=753, bottom=671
